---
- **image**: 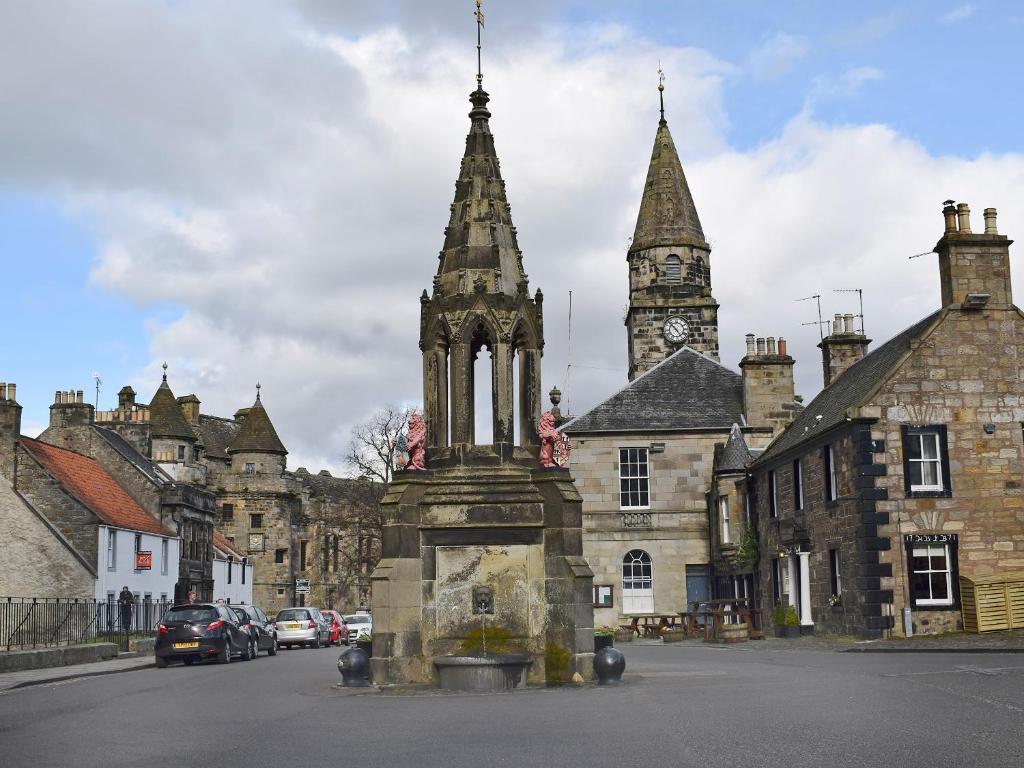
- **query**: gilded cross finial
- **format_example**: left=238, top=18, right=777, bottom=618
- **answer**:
left=657, top=64, right=666, bottom=123
left=161, top=361, right=168, bottom=382
left=474, top=0, right=485, bottom=89
left=255, top=381, right=262, bottom=402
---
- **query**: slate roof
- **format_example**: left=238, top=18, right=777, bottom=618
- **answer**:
left=148, top=377, right=197, bottom=441
left=227, top=394, right=287, bottom=455
left=561, top=347, right=743, bottom=433
left=195, top=414, right=241, bottom=460
left=630, top=118, right=706, bottom=252
left=291, top=468, right=371, bottom=503
left=213, top=529, right=242, bottom=559
left=715, top=423, right=753, bottom=474
left=92, top=425, right=171, bottom=487
left=20, top=438, right=174, bottom=537
left=755, top=310, right=944, bottom=465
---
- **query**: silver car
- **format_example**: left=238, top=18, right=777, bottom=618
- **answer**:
left=273, top=607, right=331, bottom=649
left=345, top=612, right=372, bottom=643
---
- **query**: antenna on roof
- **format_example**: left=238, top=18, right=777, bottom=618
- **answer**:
left=795, top=294, right=826, bottom=340
left=564, top=289, right=573, bottom=415
left=833, top=288, right=866, bottom=335
left=91, top=372, right=102, bottom=409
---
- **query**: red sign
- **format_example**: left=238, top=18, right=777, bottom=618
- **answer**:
left=135, top=551, right=153, bottom=570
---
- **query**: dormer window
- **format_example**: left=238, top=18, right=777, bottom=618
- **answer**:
left=665, top=255, right=681, bottom=284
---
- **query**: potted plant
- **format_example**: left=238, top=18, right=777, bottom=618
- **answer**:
left=829, top=594, right=842, bottom=610
left=614, top=624, right=634, bottom=643
left=783, top=605, right=801, bottom=638
left=772, top=602, right=786, bottom=637
left=356, top=631, right=373, bottom=657
left=594, top=626, right=615, bottom=652
left=661, top=624, right=685, bottom=643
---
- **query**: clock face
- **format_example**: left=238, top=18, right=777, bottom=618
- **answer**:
left=663, top=315, right=690, bottom=344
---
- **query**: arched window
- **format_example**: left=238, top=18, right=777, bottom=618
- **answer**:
left=665, top=255, right=681, bottom=284
left=622, top=549, right=654, bottom=613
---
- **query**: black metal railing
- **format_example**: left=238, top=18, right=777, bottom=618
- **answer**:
left=1, top=597, right=176, bottom=652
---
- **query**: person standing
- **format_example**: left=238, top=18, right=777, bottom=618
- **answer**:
left=118, top=586, right=134, bottom=632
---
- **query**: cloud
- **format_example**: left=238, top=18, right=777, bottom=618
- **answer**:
left=941, top=4, right=976, bottom=24
left=3, top=2, right=1024, bottom=473
left=806, top=66, right=884, bottom=108
left=748, top=33, right=810, bottom=82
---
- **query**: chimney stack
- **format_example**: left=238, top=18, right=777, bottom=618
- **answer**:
left=47, top=385, right=95, bottom=430
left=177, top=394, right=202, bottom=427
left=0, top=380, right=23, bottom=481
left=818, top=314, right=870, bottom=387
left=936, top=200, right=1013, bottom=309
left=740, top=333, right=797, bottom=436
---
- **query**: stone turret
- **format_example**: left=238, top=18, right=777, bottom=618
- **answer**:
left=625, top=78, right=719, bottom=378
left=0, top=382, right=22, bottom=481
left=227, top=387, right=287, bottom=475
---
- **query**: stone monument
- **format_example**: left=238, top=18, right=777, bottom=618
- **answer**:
left=369, top=5, right=594, bottom=687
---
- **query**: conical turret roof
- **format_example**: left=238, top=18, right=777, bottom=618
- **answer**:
left=434, top=87, right=526, bottom=298
left=631, top=119, right=706, bottom=252
left=227, top=390, right=287, bottom=455
left=148, top=372, right=197, bottom=441
left=716, top=423, right=753, bottom=474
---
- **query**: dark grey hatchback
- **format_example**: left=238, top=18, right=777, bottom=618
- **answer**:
left=155, top=603, right=252, bottom=667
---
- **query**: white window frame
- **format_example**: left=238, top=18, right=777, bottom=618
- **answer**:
left=719, top=495, right=731, bottom=545
left=907, top=432, right=944, bottom=493
left=910, top=543, right=954, bottom=606
left=793, top=459, right=804, bottom=511
left=107, top=530, right=117, bottom=571
left=829, top=548, right=842, bottom=597
left=618, top=448, right=650, bottom=510
left=825, top=444, right=837, bottom=502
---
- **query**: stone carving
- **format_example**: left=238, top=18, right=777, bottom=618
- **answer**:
left=406, top=412, right=427, bottom=470
left=538, top=411, right=570, bottom=467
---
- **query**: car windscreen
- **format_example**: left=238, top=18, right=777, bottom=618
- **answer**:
left=276, top=609, right=311, bottom=621
left=345, top=615, right=370, bottom=624
left=162, top=607, right=218, bottom=623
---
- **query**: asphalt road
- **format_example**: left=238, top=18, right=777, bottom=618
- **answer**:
left=1, top=642, right=1022, bottom=768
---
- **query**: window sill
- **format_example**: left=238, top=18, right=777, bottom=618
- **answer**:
left=912, top=602, right=958, bottom=611
left=907, top=488, right=951, bottom=499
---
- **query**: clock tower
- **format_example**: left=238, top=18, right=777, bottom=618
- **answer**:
left=625, top=76, right=719, bottom=380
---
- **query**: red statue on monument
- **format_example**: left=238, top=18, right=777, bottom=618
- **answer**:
left=539, top=411, right=567, bottom=467
left=406, top=411, right=427, bottom=471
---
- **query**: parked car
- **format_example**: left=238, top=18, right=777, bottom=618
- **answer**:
left=230, top=605, right=278, bottom=657
left=344, top=612, right=372, bottom=644
left=273, top=607, right=331, bottom=649
left=321, top=610, right=348, bottom=646
left=155, top=603, right=253, bottom=667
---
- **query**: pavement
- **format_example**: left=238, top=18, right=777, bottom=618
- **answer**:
left=0, top=653, right=154, bottom=692
left=1, top=641, right=1023, bottom=768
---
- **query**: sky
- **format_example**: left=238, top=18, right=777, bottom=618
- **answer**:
left=2, top=1, right=1024, bottom=471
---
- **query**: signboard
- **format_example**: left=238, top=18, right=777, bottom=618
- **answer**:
left=135, top=551, right=152, bottom=570
left=295, top=578, right=311, bottom=595
left=904, top=533, right=958, bottom=544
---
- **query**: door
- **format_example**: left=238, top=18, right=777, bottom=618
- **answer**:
left=686, top=565, right=711, bottom=623
left=622, top=550, right=654, bottom=613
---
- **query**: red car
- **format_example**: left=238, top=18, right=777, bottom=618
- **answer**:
left=322, top=610, right=348, bottom=646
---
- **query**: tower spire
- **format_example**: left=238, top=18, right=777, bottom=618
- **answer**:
left=658, top=65, right=666, bottom=124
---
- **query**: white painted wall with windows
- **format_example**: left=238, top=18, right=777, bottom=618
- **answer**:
left=94, top=526, right=179, bottom=606
left=212, top=555, right=253, bottom=605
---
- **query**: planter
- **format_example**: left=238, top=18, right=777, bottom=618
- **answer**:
left=356, top=639, right=373, bottom=657
left=433, top=655, right=532, bottom=692
left=716, top=623, right=749, bottom=644
left=594, top=634, right=614, bottom=653
left=661, top=629, right=685, bottom=643
left=614, top=630, right=634, bottom=643
left=337, top=647, right=370, bottom=687
left=773, top=626, right=785, bottom=638
left=782, top=626, right=801, bottom=638
left=594, top=646, right=626, bottom=686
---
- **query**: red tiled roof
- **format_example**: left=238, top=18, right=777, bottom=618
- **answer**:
left=21, top=438, right=175, bottom=537
left=212, top=529, right=242, bottom=559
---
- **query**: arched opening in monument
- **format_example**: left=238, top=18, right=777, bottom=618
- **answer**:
left=470, top=322, right=494, bottom=445
left=424, top=323, right=450, bottom=448
left=512, top=346, right=521, bottom=446
left=511, top=320, right=536, bottom=448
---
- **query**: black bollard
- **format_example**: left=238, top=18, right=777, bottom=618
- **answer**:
left=338, top=647, right=371, bottom=687
left=593, top=646, right=625, bottom=686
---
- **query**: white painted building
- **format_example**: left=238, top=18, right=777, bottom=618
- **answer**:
left=95, top=526, right=180, bottom=605
left=212, top=531, right=253, bottom=605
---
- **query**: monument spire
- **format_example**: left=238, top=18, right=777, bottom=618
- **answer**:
left=658, top=66, right=666, bottom=124
left=475, top=0, right=485, bottom=90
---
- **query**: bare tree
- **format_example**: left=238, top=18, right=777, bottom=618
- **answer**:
left=345, top=405, right=410, bottom=486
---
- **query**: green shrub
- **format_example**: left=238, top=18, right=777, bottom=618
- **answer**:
left=594, top=626, right=615, bottom=637
left=783, top=606, right=800, bottom=627
left=773, top=602, right=785, bottom=625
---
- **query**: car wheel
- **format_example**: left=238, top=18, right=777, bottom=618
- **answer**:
left=268, top=637, right=278, bottom=657
left=155, top=656, right=168, bottom=669
left=313, top=635, right=321, bottom=649
left=184, top=657, right=195, bottom=666
left=241, top=639, right=253, bottom=661
left=217, top=643, right=231, bottom=664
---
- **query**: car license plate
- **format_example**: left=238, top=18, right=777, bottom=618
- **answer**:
left=173, top=642, right=200, bottom=649
left=286, top=622, right=301, bottom=629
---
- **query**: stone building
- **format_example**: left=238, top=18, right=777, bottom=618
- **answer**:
left=748, top=202, right=1024, bottom=638
left=563, top=87, right=800, bottom=628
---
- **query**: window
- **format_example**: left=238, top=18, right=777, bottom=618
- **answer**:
left=177, top=445, right=185, bottom=462
left=277, top=588, right=286, bottom=596
left=227, top=557, right=233, bottom=584
left=793, top=459, right=804, bottom=511
left=249, top=514, right=263, bottom=529
left=901, top=426, right=950, bottom=496
left=192, top=446, right=200, bottom=462
left=621, top=550, right=653, bottom=613
left=907, top=536, right=958, bottom=607
left=771, top=558, right=781, bottom=604
left=274, top=548, right=287, bottom=564
left=619, top=448, right=650, bottom=509
left=665, top=254, right=682, bottom=284
left=107, top=530, right=117, bottom=571
left=300, top=540, right=309, bottom=570
left=719, top=496, right=731, bottom=545
left=160, top=593, right=167, bottom=603
left=824, top=444, right=837, bottom=502
left=135, top=533, right=142, bottom=555
left=829, top=548, right=842, bottom=597
left=592, top=585, right=614, bottom=608
left=241, top=558, right=247, bottom=584
left=768, top=471, right=777, bottom=518
left=222, top=503, right=234, bottom=522
left=161, top=539, right=169, bottom=575
left=245, top=462, right=256, bottom=475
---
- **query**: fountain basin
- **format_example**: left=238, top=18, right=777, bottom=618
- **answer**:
left=433, top=654, right=532, bottom=692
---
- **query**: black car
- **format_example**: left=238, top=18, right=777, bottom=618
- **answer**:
left=155, top=603, right=253, bottom=667
left=230, top=605, right=278, bottom=657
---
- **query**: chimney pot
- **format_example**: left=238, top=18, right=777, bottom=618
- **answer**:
left=942, top=200, right=958, bottom=234
left=77, top=390, right=84, bottom=404
left=766, top=337, right=777, bottom=355
left=843, top=314, right=854, bottom=334
left=6, top=384, right=13, bottom=403
left=778, top=338, right=787, bottom=356
left=0, top=383, right=6, bottom=401
left=832, top=314, right=842, bottom=335
left=756, top=337, right=766, bottom=355
left=55, top=391, right=62, bottom=404
left=956, top=202, right=971, bottom=234
left=984, top=207, right=998, bottom=235
left=745, top=334, right=755, bottom=356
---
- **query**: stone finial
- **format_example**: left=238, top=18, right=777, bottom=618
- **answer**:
left=984, top=207, right=998, bottom=235
left=956, top=202, right=971, bottom=234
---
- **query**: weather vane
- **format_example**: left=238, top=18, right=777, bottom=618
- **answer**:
left=474, top=0, right=485, bottom=89
left=657, top=63, right=666, bottom=123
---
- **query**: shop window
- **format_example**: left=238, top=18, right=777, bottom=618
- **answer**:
left=619, top=448, right=650, bottom=509
left=901, top=426, right=951, bottom=497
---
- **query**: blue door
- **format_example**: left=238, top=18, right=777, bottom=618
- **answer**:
left=686, top=565, right=711, bottom=613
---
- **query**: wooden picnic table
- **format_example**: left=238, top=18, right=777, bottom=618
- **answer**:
left=679, top=599, right=764, bottom=641
left=621, top=613, right=684, bottom=638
